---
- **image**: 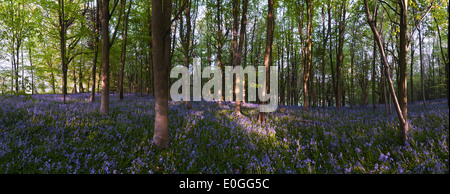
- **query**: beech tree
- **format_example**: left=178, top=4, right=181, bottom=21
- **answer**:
left=99, top=0, right=123, bottom=114
left=258, top=0, right=274, bottom=123
left=152, top=0, right=172, bottom=149
left=364, top=0, right=437, bottom=143
left=119, top=0, right=132, bottom=101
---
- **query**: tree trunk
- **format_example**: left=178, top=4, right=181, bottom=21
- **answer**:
left=372, top=39, right=377, bottom=109
left=232, top=0, right=241, bottom=114
left=419, top=25, right=426, bottom=107
left=286, top=38, right=291, bottom=106
left=119, top=0, right=133, bottom=101
left=298, top=0, right=314, bottom=112
left=100, top=0, right=111, bottom=114
left=58, top=0, right=67, bottom=103
left=398, top=0, right=409, bottom=142
left=329, top=8, right=335, bottom=107
left=73, top=66, right=77, bottom=94
left=90, top=0, right=100, bottom=102
left=79, top=52, right=84, bottom=93
left=217, top=0, right=223, bottom=105
left=258, top=0, right=274, bottom=124
left=147, top=5, right=154, bottom=96
left=350, top=38, right=354, bottom=108
left=364, top=0, right=408, bottom=143
left=100, top=0, right=123, bottom=114
left=28, top=46, right=34, bottom=95
left=152, top=0, right=172, bottom=149
left=239, top=0, right=248, bottom=106
left=336, top=0, right=346, bottom=110
left=410, top=39, right=414, bottom=103
left=179, top=0, right=193, bottom=109
left=321, top=4, right=329, bottom=108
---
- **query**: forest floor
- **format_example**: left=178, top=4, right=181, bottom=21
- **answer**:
left=0, top=93, right=448, bottom=174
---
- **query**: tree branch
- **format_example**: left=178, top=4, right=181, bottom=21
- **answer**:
left=407, top=0, right=436, bottom=49
left=434, top=16, right=448, bottom=63
left=164, top=0, right=189, bottom=39
left=378, top=0, right=400, bottom=15
left=110, top=0, right=125, bottom=48
left=380, top=1, right=400, bottom=26
left=110, top=0, right=120, bottom=19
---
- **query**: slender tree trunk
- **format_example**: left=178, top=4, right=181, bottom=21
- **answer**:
left=147, top=4, right=154, bottom=96
left=28, top=46, right=34, bottom=95
left=336, top=0, right=346, bottom=110
left=21, top=45, right=25, bottom=91
left=258, top=0, right=274, bottom=123
left=152, top=0, right=172, bottom=149
left=100, top=0, right=111, bottom=114
left=183, top=0, right=192, bottom=109
left=419, top=25, right=426, bottom=107
left=321, top=4, right=329, bottom=108
left=398, top=0, right=409, bottom=142
left=140, top=52, right=143, bottom=95
left=232, top=0, right=241, bottom=114
left=329, top=9, right=335, bottom=107
left=433, top=16, right=447, bottom=101
left=364, top=0, right=408, bottom=143
left=238, top=0, right=248, bottom=106
left=79, top=52, right=84, bottom=93
left=410, top=39, right=414, bottom=103
left=286, top=37, right=291, bottom=106
left=119, top=0, right=133, bottom=101
left=73, top=65, right=77, bottom=93
left=372, top=39, right=377, bottom=109
left=58, top=0, right=67, bottom=103
left=350, top=38, right=354, bottom=108
left=299, top=0, right=314, bottom=112
left=90, top=0, right=100, bottom=102
left=217, top=0, right=223, bottom=105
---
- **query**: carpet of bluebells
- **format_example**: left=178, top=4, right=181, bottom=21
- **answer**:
left=0, top=93, right=448, bottom=174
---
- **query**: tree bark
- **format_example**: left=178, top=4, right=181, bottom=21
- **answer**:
left=419, top=24, right=426, bottom=107
left=364, top=0, right=408, bottom=143
left=372, top=39, right=377, bottom=109
left=90, top=0, right=100, bottom=102
left=28, top=46, right=34, bottom=95
left=152, top=0, right=172, bottom=149
left=258, top=0, right=274, bottom=124
left=180, top=0, right=192, bottom=109
left=147, top=4, right=154, bottom=96
left=100, top=0, right=111, bottom=114
left=58, top=0, right=67, bottom=103
left=217, top=0, right=223, bottom=105
left=336, top=0, right=346, bottom=110
left=321, top=4, right=330, bottom=108
left=100, top=0, right=123, bottom=114
left=119, top=0, right=133, bottom=101
left=232, top=0, right=241, bottom=114
left=398, top=0, right=409, bottom=142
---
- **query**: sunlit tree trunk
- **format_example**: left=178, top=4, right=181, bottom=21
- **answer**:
left=100, top=0, right=111, bottom=114
left=152, top=0, right=172, bottom=149
left=232, top=0, right=241, bottom=114
left=364, top=0, right=409, bottom=143
left=258, top=0, right=273, bottom=123
left=216, top=0, right=223, bottom=105
left=119, top=0, right=133, bottom=101
left=336, top=0, right=346, bottom=110
left=419, top=25, right=426, bottom=107
left=100, top=0, right=123, bottom=115
left=58, top=0, right=67, bottom=103
left=398, top=0, right=409, bottom=142
left=90, top=0, right=100, bottom=102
